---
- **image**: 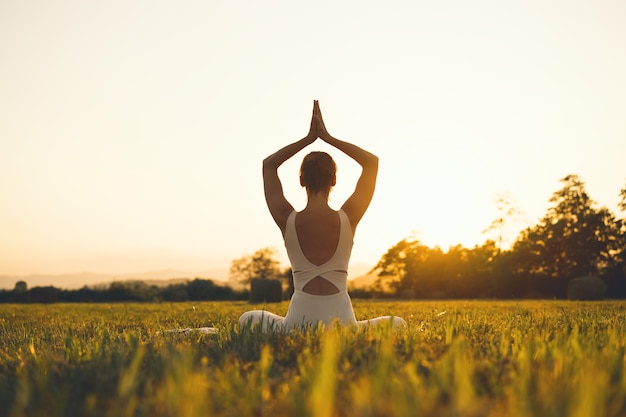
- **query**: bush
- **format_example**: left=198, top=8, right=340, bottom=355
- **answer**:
left=567, top=276, right=606, bottom=300
left=30, top=286, right=58, bottom=303
left=249, top=278, right=282, bottom=303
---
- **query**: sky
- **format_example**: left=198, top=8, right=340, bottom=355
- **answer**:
left=1, top=0, right=625, bottom=287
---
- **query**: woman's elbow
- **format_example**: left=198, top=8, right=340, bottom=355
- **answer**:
left=263, top=156, right=278, bottom=172
left=367, top=155, right=379, bottom=170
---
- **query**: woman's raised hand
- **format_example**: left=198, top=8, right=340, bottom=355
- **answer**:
left=305, top=101, right=319, bottom=142
left=313, top=100, right=332, bottom=141
left=305, top=100, right=332, bottom=142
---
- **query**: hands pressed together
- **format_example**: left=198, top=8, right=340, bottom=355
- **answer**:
left=306, top=100, right=332, bottom=143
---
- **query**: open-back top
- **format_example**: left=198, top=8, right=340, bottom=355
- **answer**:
left=283, top=209, right=354, bottom=293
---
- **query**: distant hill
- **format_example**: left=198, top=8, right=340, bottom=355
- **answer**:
left=93, top=278, right=193, bottom=289
left=347, top=266, right=397, bottom=292
left=0, top=268, right=229, bottom=290
left=1, top=264, right=376, bottom=291
left=0, top=272, right=113, bottom=290
left=348, top=271, right=379, bottom=289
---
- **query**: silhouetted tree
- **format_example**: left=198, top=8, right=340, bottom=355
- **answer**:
left=482, top=193, right=523, bottom=253
left=160, top=284, right=189, bottom=301
left=229, top=247, right=283, bottom=286
left=459, top=240, right=502, bottom=298
left=185, top=278, right=241, bottom=301
left=249, top=278, right=282, bottom=303
left=9, top=281, right=30, bottom=302
left=509, top=175, right=622, bottom=297
left=30, top=286, right=58, bottom=303
left=604, top=181, right=626, bottom=297
left=107, top=282, right=149, bottom=301
left=187, top=279, right=215, bottom=300
left=373, top=238, right=498, bottom=299
left=374, top=238, right=432, bottom=298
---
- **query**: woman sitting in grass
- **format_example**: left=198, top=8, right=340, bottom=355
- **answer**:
left=239, top=100, right=406, bottom=331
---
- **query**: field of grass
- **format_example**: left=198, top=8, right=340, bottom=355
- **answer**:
left=1, top=300, right=625, bottom=417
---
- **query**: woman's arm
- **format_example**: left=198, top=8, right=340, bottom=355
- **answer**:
left=314, top=101, right=379, bottom=231
left=263, top=104, right=317, bottom=233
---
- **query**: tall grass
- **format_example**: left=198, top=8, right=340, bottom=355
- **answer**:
left=1, top=300, right=625, bottom=416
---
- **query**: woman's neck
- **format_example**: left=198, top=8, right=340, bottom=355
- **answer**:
left=305, top=192, right=331, bottom=210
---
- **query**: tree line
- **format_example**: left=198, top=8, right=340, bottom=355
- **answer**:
left=2, top=173, right=624, bottom=303
left=372, top=174, right=626, bottom=299
left=0, top=279, right=248, bottom=304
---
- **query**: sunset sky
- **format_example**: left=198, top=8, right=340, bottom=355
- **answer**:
left=1, top=0, right=625, bottom=287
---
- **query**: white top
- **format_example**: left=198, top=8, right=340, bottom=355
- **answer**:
left=283, top=209, right=354, bottom=293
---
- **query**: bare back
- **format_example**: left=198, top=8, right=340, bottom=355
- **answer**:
left=294, top=207, right=345, bottom=295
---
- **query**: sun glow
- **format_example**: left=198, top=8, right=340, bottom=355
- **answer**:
left=1, top=1, right=625, bottom=285
left=366, top=139, right=500, bottom=254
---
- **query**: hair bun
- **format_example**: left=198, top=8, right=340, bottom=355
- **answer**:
left=300, top=151, right=337, bottom=195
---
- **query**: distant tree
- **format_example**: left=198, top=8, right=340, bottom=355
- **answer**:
left=604, top=180, right=626, bottom=298
left=14, top=281, right=27, bottom=292
left=30, top=286, right=58, bottom=303
left=373, top=239, right=452, bottom=298
left=186, top=278, right=243, bottom=301
left=490, top=249, right=518, bottom=297
left=509, top=174, right=622, bottom=297
left=373, top=238, right=498, bottom=299
left=482, top=192, right=523, bottom=253
left=69, top=286, right=97, bottom=302
left=373, top=238, right=431, bottom=297
left=619, top=181, right=626, bottom=212
left=187, top=279, right=216, bottom=300
left=160, top=284, right=189, bottom=302
left=107, top=282, right=147, bottom=302
left=229, top=247, right=283, bottom=287
left=249, top=278, right=282, bottom=303
left=463, top=240, right=499, bottom=297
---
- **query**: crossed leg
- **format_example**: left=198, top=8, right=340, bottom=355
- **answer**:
left=238, top=310, right=285, bottom=331
left=239, top=310, right=407, bottom=331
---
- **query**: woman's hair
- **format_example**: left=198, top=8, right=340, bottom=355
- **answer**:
left=300, top=151, right=337, bottom=195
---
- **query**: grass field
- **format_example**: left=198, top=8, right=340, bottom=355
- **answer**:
left=1, top=300, right=625, bottom=417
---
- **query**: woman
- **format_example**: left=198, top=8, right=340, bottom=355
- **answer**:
left=239, top=100, right=406, bottom=330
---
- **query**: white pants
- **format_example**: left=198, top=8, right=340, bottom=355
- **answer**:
left=238, top=290, right=406, bottom=331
